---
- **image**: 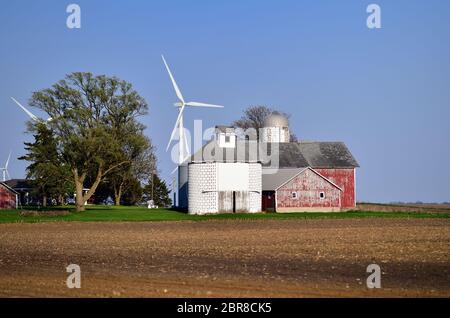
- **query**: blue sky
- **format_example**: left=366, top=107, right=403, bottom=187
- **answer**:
left=1, top=0, right=449, bottom=203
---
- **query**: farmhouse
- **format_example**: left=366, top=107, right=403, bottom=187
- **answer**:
left=0, top=182, right=19, bottom=209
left=178, top=112, right=359, bottom=214
left=4, top=179, right=33, bottom=206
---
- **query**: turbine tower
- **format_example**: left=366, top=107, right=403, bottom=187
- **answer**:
left=162, top=55, right=224, bottom=166
left=0, top=151, right=11, bottom=182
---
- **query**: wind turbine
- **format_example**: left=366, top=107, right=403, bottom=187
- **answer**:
left=0, top=151, right=11, bottom=182
left=161, top=55, right=224, bottom=166
left=10, top=97, right=52, bottom=123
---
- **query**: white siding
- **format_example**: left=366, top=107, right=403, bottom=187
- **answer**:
left=188, top=163, right=218, bottom=214
left=188, top=162, right=262, bottom=214
left=261, top=127, right=290, bottom=143
left=217, top=163, right=249, bottom=191
left=248, top=163, right=262, bottom=213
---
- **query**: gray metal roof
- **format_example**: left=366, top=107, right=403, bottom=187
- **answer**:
left=190, top=141, right=359, bottom=168
left=272, top=142, right=360, bottom=168
left=0, top=182, right=19, bottom=194
left=262, top=168, right=304, bottom=191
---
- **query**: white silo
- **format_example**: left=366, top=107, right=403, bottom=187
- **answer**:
left=260, top=112, right=290, bottom=142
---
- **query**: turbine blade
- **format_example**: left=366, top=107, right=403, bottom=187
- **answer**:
left=171, top=166, right=178, bottom=174
left=185, top=101, right=224, bottom=108
left=11, top=97, right=39, bottom=121
left=5, top=151, right=11, bottom=169
left=161, top=55, right=185, bottom=103
left=166, top=105, right=186, bottom=151
left=6, top=170, right=10, bottom=180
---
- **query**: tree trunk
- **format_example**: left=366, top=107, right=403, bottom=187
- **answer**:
left=114, top=182, right=123, bottom=206
left=73, top=167, right=104, bottom=212
left=73, top=162, right=125, bottom=212
left=74, top=168, right=86, bottom=212
left=43, top=195, right=47, bottom=207
left=75, top=178, right=85, bottom=212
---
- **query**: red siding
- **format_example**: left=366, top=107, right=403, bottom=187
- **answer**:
left=315, top=168, right=355, bottom=208
left=276, top=168, right=341, bottom=209
left=0, top=184, right=17, bottom=209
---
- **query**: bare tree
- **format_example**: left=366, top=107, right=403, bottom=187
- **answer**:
left=232, top=105, right=297, bottom=141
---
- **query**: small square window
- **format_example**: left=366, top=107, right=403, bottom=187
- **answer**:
left=225, top=135, right=231, bottom=143
left=319, top=192, right=325, bottom=199
left=292, top=192, right=298, bottom=199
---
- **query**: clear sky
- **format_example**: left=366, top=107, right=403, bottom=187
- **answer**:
left=1, top=0, right=449, bottom=203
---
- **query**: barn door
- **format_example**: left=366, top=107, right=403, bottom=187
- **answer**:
left=262, top=191, right=275, bottom=212
left=218, top=191, right=233, bottom=213
left=234, top=191, right=249, bottom=213
left=232, top=191, right=236, bottom=213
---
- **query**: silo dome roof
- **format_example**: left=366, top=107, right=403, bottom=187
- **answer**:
left=264, top=112, right=289, bottom=127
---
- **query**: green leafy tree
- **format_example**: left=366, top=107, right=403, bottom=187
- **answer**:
left=28, top=72, right=148, bottom=212
left=144, top=173, right=171, bottom=207
left=19, top=123, right=73, bottom=206
left=109, top=124, right=156, bottom=206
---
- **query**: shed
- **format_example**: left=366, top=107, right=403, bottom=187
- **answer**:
left=0, top=182, right=19, bottom=209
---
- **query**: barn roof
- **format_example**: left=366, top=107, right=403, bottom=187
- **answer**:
left=275, top=142, right=359, bottom=168
left=189, top=141, right=359, bottom=168
left=0, top=182, right=19, bottom=194
left=262, top=168, right=302, bottom=191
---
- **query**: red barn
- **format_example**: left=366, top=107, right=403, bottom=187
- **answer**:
left=262, top=142, right=358, bottom=212
left=186, top=114, right=359, bottom=214
left=0, top=182, right=19, bottom=209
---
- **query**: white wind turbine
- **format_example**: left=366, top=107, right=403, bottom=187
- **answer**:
left=10, top=97, right=53, bottom=123
left=162, top=55, right=224, bottom=166
left=1, top=151, right=11, bottom=182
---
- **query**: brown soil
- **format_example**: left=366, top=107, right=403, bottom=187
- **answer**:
left=0, top=218, right=449, bottom=297
left=357, top=203, right=450, bottom=213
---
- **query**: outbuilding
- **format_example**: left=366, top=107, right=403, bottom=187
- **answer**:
left=0, top=182, right=19, bottom=209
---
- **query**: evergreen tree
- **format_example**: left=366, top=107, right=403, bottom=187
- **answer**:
left=19, top=123, right=73, bottom=206
left=144, top=173, right=171, bottom=207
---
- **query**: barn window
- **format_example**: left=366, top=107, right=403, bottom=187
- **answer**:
left=225, top=135, right=230, bottom=143
left=319, top=192, right=325, bottom=199
left=292, top=192, right=298, bottom=199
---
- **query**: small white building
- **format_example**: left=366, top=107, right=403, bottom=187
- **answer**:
left=185, top=126, right=261, bottom=215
